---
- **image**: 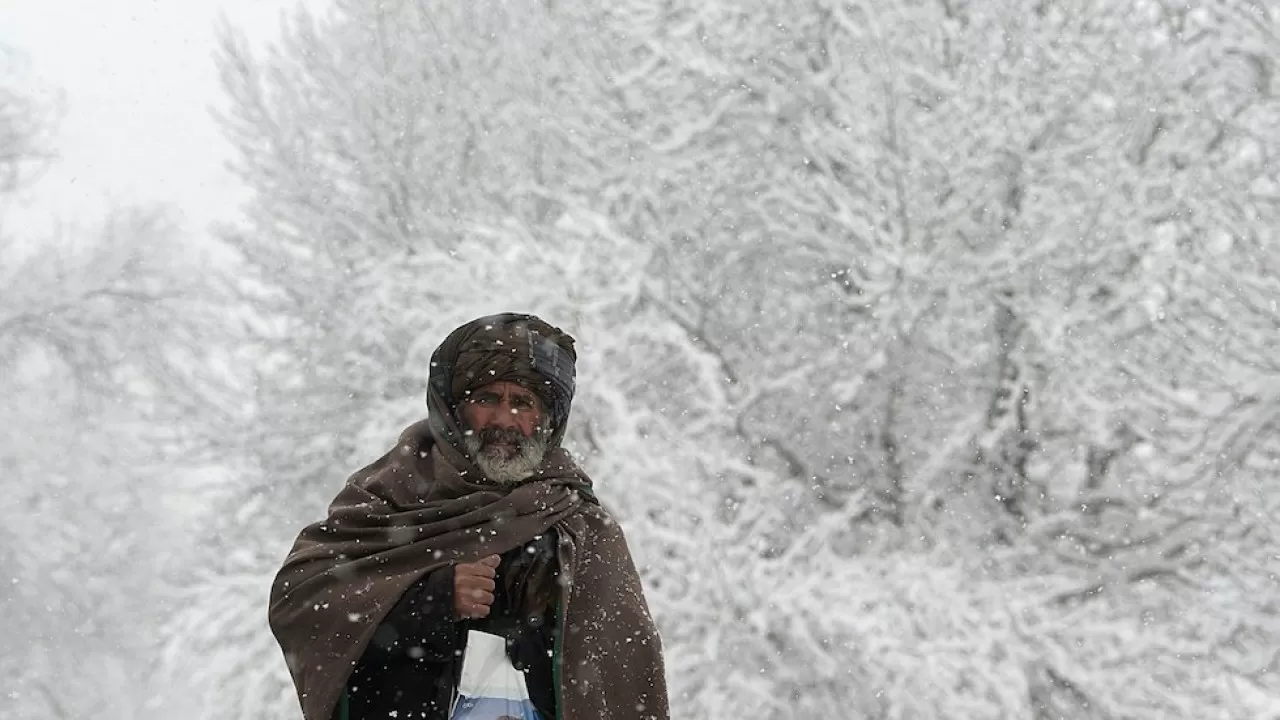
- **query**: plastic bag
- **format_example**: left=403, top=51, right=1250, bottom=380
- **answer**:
left=449, top=629, right=543, bottom=720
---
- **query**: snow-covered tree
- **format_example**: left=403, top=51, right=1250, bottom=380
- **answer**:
left=0, top=48, right=237, bottom=719
left=588, top=0, right=1280, bottom=715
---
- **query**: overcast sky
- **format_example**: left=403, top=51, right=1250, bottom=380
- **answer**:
left=1, top=0, right=326, bottom=240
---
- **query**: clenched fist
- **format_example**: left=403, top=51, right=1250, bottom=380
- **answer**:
left=454, top=554, right=500, bottom=619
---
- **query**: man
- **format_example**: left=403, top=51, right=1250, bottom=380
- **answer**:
left=268, top=313, right=668, bottom=720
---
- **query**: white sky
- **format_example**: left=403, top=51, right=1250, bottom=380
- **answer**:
left=0, top=0, right=327, bottom=240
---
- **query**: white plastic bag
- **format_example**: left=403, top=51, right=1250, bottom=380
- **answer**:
left=449, top=630, right=543, bottom=720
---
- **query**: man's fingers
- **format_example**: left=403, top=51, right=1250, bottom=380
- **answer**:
left=464, top=576, right=495, bottom=593
left=458, top=561, right=497, bottom=579
left=453, top=556, right=501, bottom=619
left=456, top=587, right=494, bottom=619
left=458, top=602, right=489, bottom=619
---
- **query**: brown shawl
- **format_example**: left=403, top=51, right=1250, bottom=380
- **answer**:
left=268, top=420, right=668, bottom=720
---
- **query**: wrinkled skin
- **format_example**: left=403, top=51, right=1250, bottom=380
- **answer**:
left=457, top=380, right=551, bottom=485
left=458, top=381, right=545, bottom=456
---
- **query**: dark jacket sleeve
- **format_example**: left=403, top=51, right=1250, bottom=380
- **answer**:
left=364, top=566, right=460, bottom=662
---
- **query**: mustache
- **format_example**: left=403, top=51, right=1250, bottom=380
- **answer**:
left=474, top=426, right=529, bottom=446
left=462, top=423, right=549, bottom=485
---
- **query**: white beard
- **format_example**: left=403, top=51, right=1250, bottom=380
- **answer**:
left=462, top=427, right=549, bottom=484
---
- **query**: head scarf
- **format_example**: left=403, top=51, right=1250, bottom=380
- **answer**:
left=427, top=313, right=577, bottom=457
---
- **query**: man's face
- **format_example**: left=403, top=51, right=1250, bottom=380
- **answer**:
left=458, top=381, right=550, bottom=483
left=459, top=381, right=544, bottom=454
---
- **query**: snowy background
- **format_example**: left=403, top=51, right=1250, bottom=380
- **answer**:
left=2, top=1, right=1278, bottom=718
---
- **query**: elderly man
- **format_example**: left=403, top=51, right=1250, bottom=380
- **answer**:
left=269, top=314, right=668, bottom=720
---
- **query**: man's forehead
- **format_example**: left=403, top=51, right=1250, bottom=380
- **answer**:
left=470, top=380, right=539, bottom=398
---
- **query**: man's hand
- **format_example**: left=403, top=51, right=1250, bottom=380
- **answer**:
left=454, top=554, right=499, bottom=619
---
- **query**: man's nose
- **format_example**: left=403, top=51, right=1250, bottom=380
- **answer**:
left=489, top=405, right=520, bottom=429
